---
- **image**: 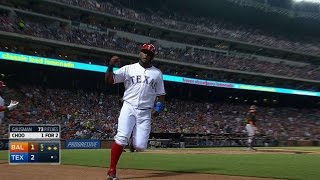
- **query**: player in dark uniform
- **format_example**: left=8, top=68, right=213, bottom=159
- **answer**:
left=245, top=105, right=258, bottom=150
left=247, top=105, right=257, bottom=125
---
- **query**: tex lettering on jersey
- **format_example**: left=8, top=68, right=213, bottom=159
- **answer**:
left=128, top=75, right=157, bottom=90
left=113, top=63, right=166, bottom=109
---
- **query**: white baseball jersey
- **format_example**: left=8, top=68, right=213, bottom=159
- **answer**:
left=246, top=124, right=256, bottom=137
left=0, top=96, right=4, bottom=121
left=113, top=62, right=166, bottom=109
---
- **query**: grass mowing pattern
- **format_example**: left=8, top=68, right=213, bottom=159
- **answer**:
left=1, top=147, right=320, bottom=180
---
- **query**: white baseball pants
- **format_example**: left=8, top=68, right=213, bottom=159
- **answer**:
left=114, top=102, right=151, bottom=151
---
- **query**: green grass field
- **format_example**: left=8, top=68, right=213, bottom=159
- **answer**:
left=1, top=147, right=320, bottom=180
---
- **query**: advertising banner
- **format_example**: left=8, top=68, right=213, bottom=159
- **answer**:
left=65, top=139, right=101, bottom=149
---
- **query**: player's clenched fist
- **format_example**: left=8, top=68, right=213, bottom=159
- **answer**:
left=109, top=56, right=120, bottom=66
left=105, top=55, right=120, bottom=84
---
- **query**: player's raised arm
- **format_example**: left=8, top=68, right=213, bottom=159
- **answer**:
left=0, top=81, right=19, bottom=112
left=0, top=100, right=19, bottom=112
left=105, top=56, right=120, bottom=85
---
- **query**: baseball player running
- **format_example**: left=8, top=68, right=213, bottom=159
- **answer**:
left=245, top=105, right=258, bottom=150
left=0, top=81, right=19, bottom=124
left=105, top=43, right=166, bottom=180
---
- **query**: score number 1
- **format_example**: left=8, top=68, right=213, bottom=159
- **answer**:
left=41, top=133, right=59, bottom=138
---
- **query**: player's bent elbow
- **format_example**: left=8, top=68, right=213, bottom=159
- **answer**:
left=0, top=106, right=5, bottom=112
left=105, top=75, right=115, bottom=85
left=106, top=78, right=114, bottom=85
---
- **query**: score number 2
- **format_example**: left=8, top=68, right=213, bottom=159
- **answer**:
left=41, top=133, right=59, bottom=138
left=30, top=155, right=35, bottom=161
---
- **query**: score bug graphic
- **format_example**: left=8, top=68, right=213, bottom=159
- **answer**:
left=9, top=141, right=60, bottom=164
left=9, top=124, right=60, bottom=139
left=9, top=124, right=61, bottom=165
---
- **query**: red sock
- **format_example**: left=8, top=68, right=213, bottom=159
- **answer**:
left=109, top=142, right=124, bottom=170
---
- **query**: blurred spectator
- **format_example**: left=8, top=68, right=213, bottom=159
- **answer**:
left=0, top=85, right=319, bottom=141
left=1, top=13, right=320, bottom=82
left=52, top=0, right=320, bottom=56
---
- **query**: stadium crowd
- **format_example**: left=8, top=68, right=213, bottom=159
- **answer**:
left=1, top=1, right=320, bottom=144
left=1, top=14, right=320, bottom=82
left=0, top=43, right=318, bottom=92
left=0, top=86, right=319, bottom=142
left=53, top=0, right=320, bottom=56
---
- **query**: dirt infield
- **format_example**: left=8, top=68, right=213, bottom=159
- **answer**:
left=0, top=163, right=279, bottom=180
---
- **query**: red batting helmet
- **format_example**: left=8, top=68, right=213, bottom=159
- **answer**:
left=141, top=43, right=156, bottom=56
left=0, top=81, right=6, bottom=88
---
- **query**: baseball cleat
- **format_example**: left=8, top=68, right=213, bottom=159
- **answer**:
left=129, top=143, right=135, bottom=152
left=107, top=169, right=118, bottom=180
